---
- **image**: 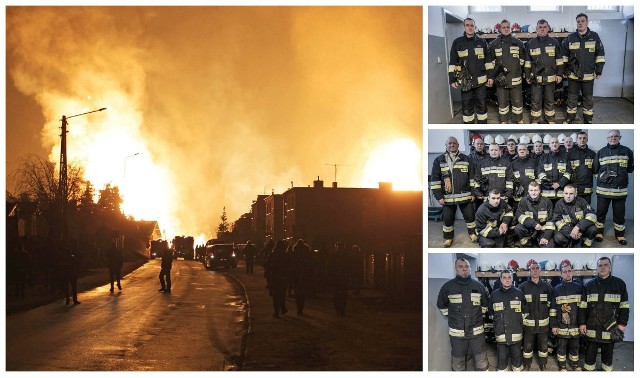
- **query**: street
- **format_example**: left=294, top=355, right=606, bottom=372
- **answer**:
left=6, top=260, right=246, bottom=371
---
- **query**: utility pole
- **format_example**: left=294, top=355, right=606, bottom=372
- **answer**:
left=325, top=163, right=347, bottom=183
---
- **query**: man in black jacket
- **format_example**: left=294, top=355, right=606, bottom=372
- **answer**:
left=159, top=244, right=173, bottom=293
left=491, top=270, right=526, bottom=371
left=551, top=260, right=583, bottom=371
left=537, top=137, right=571, bottom=207
left=514, top=181, right=555, bottom=247
left=106, top=241, right=123, bottom=292
left=553, top=184, right=597, bottom=247
left=567, top=131, right=596, bottom=204
left=475, top=189, right=514, bottom=248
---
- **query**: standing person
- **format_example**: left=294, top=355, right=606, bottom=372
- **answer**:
left=514, top=181, right=555, bottom=248
left=562, top=13, right=605, bottom=124
left=449, top=17, right=492, bottom=124
left=580, top=257, right=629, bottom=371
left=537, top=137, right=570, bottom=207
left=567, top=131, right=596, bottom=204
left=291, top=239, right=314, bottom=315
left=475, top=189, right=514, bottom=248
left=488, top=19, right=526, bottom=124
left=519, top=260, right=554, bottom=371
left=430, top=136, right=477, bottom=248
left=468, top=136, right=488, bottom=213
left=436, top=258, right=489, bottom=371
left=106, top=241, right=123, bottom=292
left=502, top=139, right=518, bottom=162
left=524, top=19, right=563, bottom=124
left=553, top=184, right=598, bottom=247
left=264, top=240, right=289, bottom=317
left=491, top=270, right=526, bottom=371
left=158, top=244, right=172, bottom=293
left=594, top=130, right=634, bottom=245
left=532, top=140, right=546, bottom=165
left=473, top=142, right=514, bottom=201
left=61, top=244, right=81, bottom=305
left=326, top=242, right=350, bottom=316
left=511, top=143, right=538, bottom=204
left=563, top=136, right=575, bottom=153
left=551, top=260, right=583, bottom=371
left=243, top=241, right=256, bottom=274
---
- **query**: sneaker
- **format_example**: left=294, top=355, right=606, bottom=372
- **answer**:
left=617, top=237, right=628, bottom=245
left=595, top=234, right=604, bottom=242
left=469, top=234, right=478, bottom=243
left=442, top=239, right=453, bottom=248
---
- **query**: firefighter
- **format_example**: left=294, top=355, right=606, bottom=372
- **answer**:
left=488, top=19, right=526, bottom=124
left=502, top=138, right=518, bottom=163
left=449, top=18, right=493, bottom=124
left=473, top=143, right=514, bottom=201
left=552, top=184, right=597, bottom=247
left=518, top=260, right=554, bottom=371
left=436, top=258, right=490, bottom=371
left=468, top=136, right=488, bottom=213
left=430, top=136, right=477, bottom=248
left=525, top=19, right=564, bottom=124
left=511, top=143, right=538, bottom=204
left=514, top=181, right=555, bottom=248
left=475, top=189, right=514, bottom=248
left=566, top=131, right=596, bottom=205
left=562, top=13, right=605, bottom=124
left=551, top=260, right=583, bottom=371
left=537, top=137, right=570, bottom=207
left=594, top=130, right=634, bottom=245
left=580, top=257, right=629, bottom=371
left=532, top=140, right=545, bottom=166
left=491, top=270, right=526, bottom=371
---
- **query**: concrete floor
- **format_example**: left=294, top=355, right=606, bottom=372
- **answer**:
left=448, top=97, right=633, bottom=124
left=427, top=219, right=634, bottom=249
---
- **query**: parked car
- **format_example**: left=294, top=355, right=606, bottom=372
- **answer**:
left=150, top=239, right=168, bottom=259
left=203, top=244, right=237, bottom=270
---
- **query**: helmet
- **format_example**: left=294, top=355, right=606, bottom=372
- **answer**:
left=570, top=133, right=578, bottom=143
left=508, top=134, right=518, bottom=143
left=558, top=133, right=566, bottom=144
left=484, top=134, right=494, bottom=144
left=519, top=134, right=531, bottom=144
left=532, top=134, right=542, bottom=143
left=495, top=134, right=505, bottom=145
left=480, top=262, right=492, bottom=272
left=493, top=261, right=506, bottom=271
left=559, top=259, right=572, bottom=271
left=508, top=259, right=519, bottom=271
left=572, top=260, right=584, bottom=270
left=587, top=261, right=597, bottom=270
left=471, top=133, right=482, bottom=142
left=543, top=134, right=552, bottom=144
left=545, top=260, right=557, bottom=270
left=526, top=259, right=538, bottom=270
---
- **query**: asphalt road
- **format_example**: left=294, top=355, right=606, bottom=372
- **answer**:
left=6, top=260, right=246, bottom=371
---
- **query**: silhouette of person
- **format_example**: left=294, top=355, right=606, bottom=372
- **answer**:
left=327, top=242, right=350, bottom=316
left=159, top=244, right=173, bottom=293
left=61, top=243, right=81, bottom=305
left=106, top=241, right=123, bottom=292
left=264, top=239, right=289, bottom=317
left=244, top=241, right=256, bottom=274
left=291, top=239, right=314, bottom=315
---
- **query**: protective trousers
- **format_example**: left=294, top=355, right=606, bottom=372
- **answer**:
left=497, top=85, right=524, bottom=123
left=556, top=337, right=580, bottom=370
left=579, top=194, right=593, bottom=206
left=530, top=83, right=556, bottom=123
left=523, top=331, right=549, bottom=368
left=554, top=224, right=597, bottom=247
left=497, top=342, right=523, bottom=371
left=450, top=336, right=488, bottom=371
left=566, top=80, right=595, bottom=123
left=596, top=196, right=627, bottom=237
left=478, top=235, right=506, bottom=248
left=442, top=202, right=476, bottom=240
left=584, top=341, right=614, bottom=371
left=462, top=86, right=488, bottom=124
left=514, top=224, right=555, bottom=248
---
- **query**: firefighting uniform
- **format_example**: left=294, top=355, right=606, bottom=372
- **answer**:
left=468, top=149, right=488, bottom=212
left=567, top=144, right=596, bottom=204
left=524, top=34, right=564, bottom=123
left=580, top=274, right=629, bottom=371
left=552, top=196, right=597, bottom=247
left=449, top=32, right=492, bottom=124
left=537, top=149, right=571, bottom=204
left=518, top=278, right=554, bottom=369
left=511, top=155, right=538, bottom=203
left=593, top=143, right=634, bottom=240
left=551, top=280, right=583, bottom=370
left=473, top=156, right=514, bottom=199
left=491, top=285, right=526, bottom=371
left=488, top=33, right=526, bottom=123
left=514, top=194, right=555, bottom=247
left=561, top=28, right=605, bottom=123
left=437, top=275, right=490, bottom=371
left=430, top=151, right=476, bottom=240
left=475, top=199, right=514, bottom=248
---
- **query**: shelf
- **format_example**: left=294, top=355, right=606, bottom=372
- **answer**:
left=476, top=270, right=596, bottom=278
left=478, top=32, right=570, bottom=39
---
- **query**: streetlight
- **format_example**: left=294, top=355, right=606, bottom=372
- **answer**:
left=58, top=107, right=107, bottom=245
left=123, top=152, right=140, bottom=182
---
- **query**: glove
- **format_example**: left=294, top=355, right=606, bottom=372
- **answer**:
left=444, top=176, right=453, bottom=194
left=610, top=327, right=625, bottom=343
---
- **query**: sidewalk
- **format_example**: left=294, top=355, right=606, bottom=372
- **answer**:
left=227, top=263, right=423, bottom=371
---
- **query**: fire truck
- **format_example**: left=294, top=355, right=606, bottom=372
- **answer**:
left=172, top=236, right=195, bottom=260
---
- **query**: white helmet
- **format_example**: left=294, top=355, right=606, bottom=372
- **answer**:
left=532, top=134, right=543, bottom=143
left=480, top=262, right=492, bottom=272
left=558, top=133, right=567, bottom=144
left=493, top=261, right=506, bottom=271
left=484, top=134, right=494, bottom=144
left=572, top=260, right=584, bottom=270
left=508, top=134, right=518, bottom=143
left=543, top=134, right=552, bottom=144
left=545, top=260, right=557, bottom=271
left=570, top=133, right=578, bottom=143
left=520, top=134, right=531, bottom=144
left=587, top=261, right=598, bottom=270
left=495, top=134, right=505, bottom=145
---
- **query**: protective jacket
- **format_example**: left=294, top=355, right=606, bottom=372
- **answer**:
left=524, top=34, right=564, bottom=84
left=594, top=143, right=634, bottom=198
left=449, top=33, right=492, bottom=90
left=537, top=149, right=571, bottom=199
left=488, top=33, right=526, bottom=88
left=567, top=145, right=596, bottom=196
left=519, top=279, right=554, bottom=334
left=468, top=149, right=487, bottom=172
left=551, top=280, right=583, bottom=338
left=476, top=199, right=514, bottom=238
left=491, top=286, right=526, bottom=345
left=515, top=195, right=555, bottom=239
left=553, top=196, right=597, bottom=233
left=581, top=274, right=629, bottom=343
left=430, top=151, right=474, bottom=205
left=511, top=155, right=538, bottom=201
left=437, top=275, right=490, bottom=339
left=473, top=156, right=514, bottom=198
left=562, top=28, right=605, bottom=81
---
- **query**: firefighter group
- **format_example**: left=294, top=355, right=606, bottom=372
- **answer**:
left=437, top=257, right=629, bottom=371
left=430, top=129, right=633, bottom=248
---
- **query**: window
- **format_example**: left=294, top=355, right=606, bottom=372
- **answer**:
left=587, top=6, right=619, bottom=12
left=529, top=6, right=560, bottom=12
left=470, top=6, right=502, bottom=13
